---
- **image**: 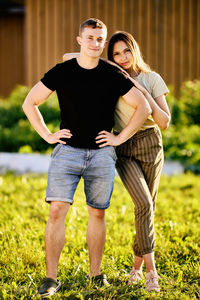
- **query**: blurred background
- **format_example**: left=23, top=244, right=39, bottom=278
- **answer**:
left=0, top=0, right=200, bottom=173
left=0, top=0, right=199, bottom=96
left=1, top=3, right=199, bottom=298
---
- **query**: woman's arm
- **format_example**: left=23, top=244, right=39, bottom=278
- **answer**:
left=130, top=78, right=171, bottom=130
left=63, top=53, right=80, bottom=62
left=153, top=94, right=171, bottom=129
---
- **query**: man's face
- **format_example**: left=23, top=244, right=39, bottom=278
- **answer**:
left=77, top=27, right=107, bottom=58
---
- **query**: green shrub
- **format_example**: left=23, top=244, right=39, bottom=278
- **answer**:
left=166, top=80, right=200, bottom=126
left=0, top=81, right=200, bottom=173
left=0, top=85, right=60, bottom=153
left=179, top=80, right=200, bottom=125
left=163, top=125, right=200, bottom=162
left=163, top=80, right=200, bottom=172
left=166, top=88, right=186, bottom=126
left=0, top=86, right=29, bottom=128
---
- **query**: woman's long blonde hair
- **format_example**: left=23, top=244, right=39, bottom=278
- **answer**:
left=108, top=31, right=151, bottom=74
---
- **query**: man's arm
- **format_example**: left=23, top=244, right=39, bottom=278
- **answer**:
left=96, top=86, right=152, bottom=147
left=22, top=81, right=72, bottom=144
left=120, top=86, right=152, bottom=139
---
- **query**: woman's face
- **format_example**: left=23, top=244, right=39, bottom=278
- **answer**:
left=112, top=40, right=133, bottom=70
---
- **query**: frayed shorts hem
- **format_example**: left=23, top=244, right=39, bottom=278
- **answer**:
left=45, top=197, right=73, bottom=204
left=86, top=202, right=110, bottom=210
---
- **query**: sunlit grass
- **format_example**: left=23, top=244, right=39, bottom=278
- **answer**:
left=0, top=173, right=200, bottom=299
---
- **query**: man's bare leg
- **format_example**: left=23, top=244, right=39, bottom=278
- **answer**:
left=87, top=206, right=106, bottom=277
left=45, top=201, right=70, bottom=279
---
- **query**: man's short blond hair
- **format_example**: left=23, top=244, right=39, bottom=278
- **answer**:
left=79, top=18, right=107, bottom=36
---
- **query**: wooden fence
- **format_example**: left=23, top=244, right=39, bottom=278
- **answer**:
left=0, top=14, right=24, bottom=97
left=0, top=0, right=200, bottom=97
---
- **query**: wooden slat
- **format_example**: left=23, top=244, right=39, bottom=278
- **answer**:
left=30, top=0, right=38, bottom=84
left=174, top=0, right=181, bottom=92
left=0, top=15, right=24, bottom=97
left=129, top=0, right=139, bottom=42
left=139, top=0, right=150, bottom=66
left=156, top=0, right=165, bottom=76
left=106, top=0, right=116, bottom=39
left=25, top=0, right=31, bottom=86
left=198, top=0, right=200, bottom=78
left=63, top=0, right=72, bottom=53
left=162, top=0, right=168, bottom=81
left=189, top=0, right=198, bottom=80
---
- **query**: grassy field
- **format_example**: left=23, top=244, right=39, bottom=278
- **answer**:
left=0, top=173, right=200, bottom=299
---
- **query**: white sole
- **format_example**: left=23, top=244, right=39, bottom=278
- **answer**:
left=39, top=280, right=62, bottom=297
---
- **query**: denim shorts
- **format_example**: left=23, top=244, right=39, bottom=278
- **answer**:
left=46, top=144, right=117, bottom=209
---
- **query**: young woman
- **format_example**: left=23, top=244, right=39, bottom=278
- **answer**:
left=63, top=31, right=170, bottom=292
left=106, top=31, right=170, bottom=292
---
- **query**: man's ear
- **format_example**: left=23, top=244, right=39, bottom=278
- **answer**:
left=76, top=36, right=82, bottom=46
left=103, top=40, right=108, bottom=49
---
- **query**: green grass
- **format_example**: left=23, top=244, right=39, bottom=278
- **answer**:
left=0, top=173, right=200, bottom=299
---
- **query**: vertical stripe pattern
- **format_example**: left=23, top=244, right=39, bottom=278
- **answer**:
left=115, top=127, right=164, bottom=257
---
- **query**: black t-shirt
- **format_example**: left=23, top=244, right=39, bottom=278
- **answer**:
left=41, top=58, right=134, bottom=149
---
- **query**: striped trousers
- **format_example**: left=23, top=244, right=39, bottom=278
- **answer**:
left=115, top=127, right=164, bottom=257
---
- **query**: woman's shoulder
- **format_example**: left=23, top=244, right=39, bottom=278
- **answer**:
left=140, top=72, right=166, bottom=88
left=140, top=71, right=168, bottom=97
left=139, top=71, right=160, bottom=80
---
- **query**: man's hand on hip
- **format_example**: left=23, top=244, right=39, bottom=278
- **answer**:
left=46, top=129, right=72, bottom=144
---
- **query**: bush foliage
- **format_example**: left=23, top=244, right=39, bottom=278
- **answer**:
left=0, top=80, right=200, bottom=171
left=0, top=86, right=60, bottom=154
left=162, top=80, right=200, bottom=172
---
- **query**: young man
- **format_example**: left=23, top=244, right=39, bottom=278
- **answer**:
left=22, top=18, right=151, bottom=297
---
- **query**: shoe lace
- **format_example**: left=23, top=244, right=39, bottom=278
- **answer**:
left=146, top=271, right=160, bottom=287
left=129, top=267, right=142, bottom=281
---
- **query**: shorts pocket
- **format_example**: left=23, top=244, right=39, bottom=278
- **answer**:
left=51, top=144, right=62, bottom=158
left=110, top=146, right=117, bottom=161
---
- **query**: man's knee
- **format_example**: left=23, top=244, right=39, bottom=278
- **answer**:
left=88, top=206, right=105, bottom=219
left=49, top=202, right=70, bottom=223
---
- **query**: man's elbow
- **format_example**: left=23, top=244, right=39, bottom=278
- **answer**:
left=22, top=101, right=27, bottom=113
left=22, top=97, right=33, bottom=115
